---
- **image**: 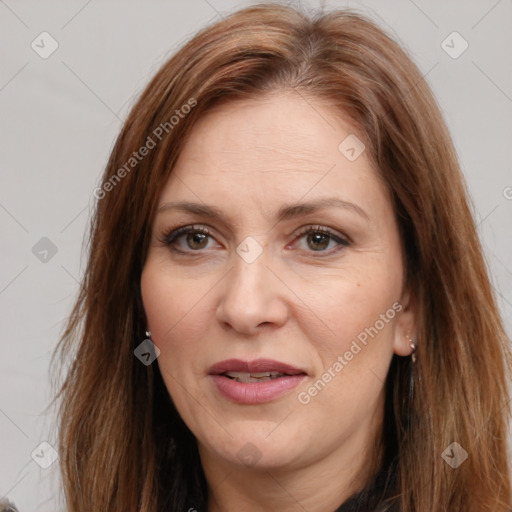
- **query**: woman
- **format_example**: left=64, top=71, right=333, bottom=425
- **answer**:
left=55, top=3, right=512, bottom=511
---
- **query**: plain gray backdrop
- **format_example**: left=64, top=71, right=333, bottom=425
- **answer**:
left=1, top=0, right=511, bottom=510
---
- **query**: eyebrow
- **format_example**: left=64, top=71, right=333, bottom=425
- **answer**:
left=156, top=197, right=370, bottom=224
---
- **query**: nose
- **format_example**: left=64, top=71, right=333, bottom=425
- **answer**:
left=215, top=245, right=289, bottom=336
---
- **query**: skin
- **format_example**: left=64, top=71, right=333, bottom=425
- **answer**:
left=141, top=90, right=417, bottom=512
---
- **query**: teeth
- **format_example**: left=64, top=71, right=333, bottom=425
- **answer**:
left=224, top=371, right=287, bottom=383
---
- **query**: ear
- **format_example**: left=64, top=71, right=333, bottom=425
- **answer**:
left=393, top=286, right=418, bottom=357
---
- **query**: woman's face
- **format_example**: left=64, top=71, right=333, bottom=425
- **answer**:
left=141, top=91, right=415, bottom=474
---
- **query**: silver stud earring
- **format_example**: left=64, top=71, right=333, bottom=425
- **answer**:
left=145, top=330, right=151, bottom=340
left=408, top=334, right=417, bottom=363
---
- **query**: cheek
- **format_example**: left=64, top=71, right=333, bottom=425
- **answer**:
left=295, top=264, right=401, bottom=354
left=141, top=263, right=202, bottom=354
left=290, top=269, right=400, bottom=421
left=294, top=275, right=398, bottom=425
left=141, top=263, right=211, bottom=422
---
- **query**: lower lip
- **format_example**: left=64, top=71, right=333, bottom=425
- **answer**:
left=210, top=374, right=306, bottom=404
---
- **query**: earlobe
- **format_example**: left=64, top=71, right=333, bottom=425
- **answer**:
left=394, top=333, right=417, bottom=357
left=392, top=288, right=418, bottom=357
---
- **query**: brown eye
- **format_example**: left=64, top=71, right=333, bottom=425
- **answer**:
left=306, top=232, right=331, bottom=251
left=161, top=225, right=215, bottom=253
left=184, top=232, right=209, bottom=250
left=294, top=226, right=350, bottom=256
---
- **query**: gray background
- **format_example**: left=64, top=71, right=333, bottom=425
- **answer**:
left=1, top=0, right=511, bottom=510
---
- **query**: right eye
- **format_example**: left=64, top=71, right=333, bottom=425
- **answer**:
left=159, top=225, right=218, bottom=253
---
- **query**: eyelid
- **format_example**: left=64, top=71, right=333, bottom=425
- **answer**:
left=293, top=224, right=350, bottom=244
left=159, top=224, right=215, bottom=246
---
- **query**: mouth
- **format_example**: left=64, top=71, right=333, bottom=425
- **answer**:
left=223, top=371, right=290, bottom=383
left=208, top=358, right=307, bottom=404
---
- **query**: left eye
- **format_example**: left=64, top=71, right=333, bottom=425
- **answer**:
left=293, top=226, right=350, bottom=254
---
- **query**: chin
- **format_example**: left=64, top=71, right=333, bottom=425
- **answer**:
left=199, top=423, right=312, bottom=471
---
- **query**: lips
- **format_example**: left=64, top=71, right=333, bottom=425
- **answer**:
left=208, top=358, right=307, bottom=404
left=208, top=358, right=306, bottom=376
left=223, top=371, right=287, bottom=383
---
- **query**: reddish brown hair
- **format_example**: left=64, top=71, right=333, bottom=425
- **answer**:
left=54, top=3, right=512, bottom=511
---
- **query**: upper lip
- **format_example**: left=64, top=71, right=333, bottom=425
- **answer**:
left=208, top=358, right=306, bottom=376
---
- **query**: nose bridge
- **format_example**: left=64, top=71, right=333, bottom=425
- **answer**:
left=216, top=239, right=287, bottom=333
left=229, top=239, right=272, bottom=307
left=232, top=241, right=269, bottom=293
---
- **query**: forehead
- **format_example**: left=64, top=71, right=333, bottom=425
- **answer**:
left=176, top=91, right=350, bottom=171
left=158, top=91, right=392, bottom=227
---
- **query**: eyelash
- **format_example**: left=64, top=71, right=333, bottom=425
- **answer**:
left=158, top=224, right=350, bottom=257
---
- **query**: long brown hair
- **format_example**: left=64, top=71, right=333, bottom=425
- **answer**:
left=54, top=3, right=512, bottom=511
